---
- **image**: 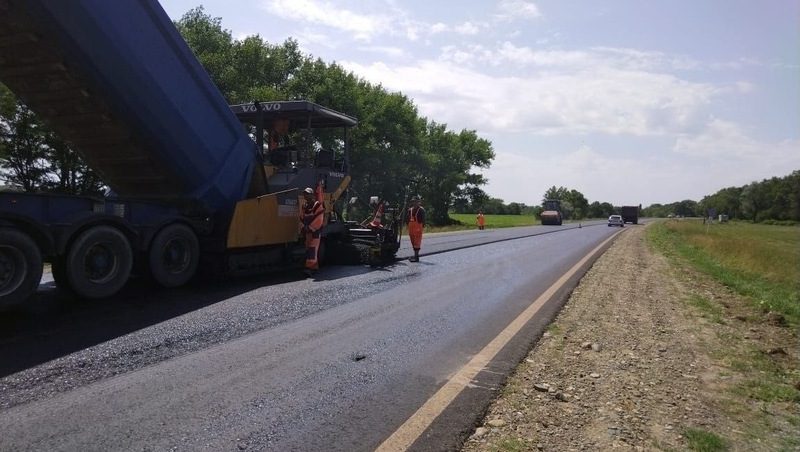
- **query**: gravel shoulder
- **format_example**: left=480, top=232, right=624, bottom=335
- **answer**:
left=462, top=223, right=799, bottom=451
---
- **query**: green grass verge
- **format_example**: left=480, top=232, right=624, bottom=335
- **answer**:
left=425, top=213, right=596, bottom=233
left=647, top=220, right=800, bottom=326
left=732, top=379, right=800, bottom=403
left=490, top=438, right=529, bottom=452
left=447, top=213, right=539, bottom=230
left=683, top=428, right=728, bottom=452
left=687, top=294, right=725, bottom=324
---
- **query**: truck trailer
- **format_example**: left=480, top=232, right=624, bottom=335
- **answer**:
left=620, top=205, right=639, bottom=224
left=0, top=0, right=398, bottom=308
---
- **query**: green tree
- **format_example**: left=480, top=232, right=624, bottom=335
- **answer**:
left=700, top=186, right=742, bottom=219
left=482, top=197, right=507, bottom=215
left=418, top=124, right=493, bottom=224
left=506, top=202, right=524, bottom=215
left=788, top=170, right=800, bottom=221
left=2, top=83, right=105, bottom=194
left=675, top=200, right=700, bottom=217
left=0, top=98, right=49, bottom=191
left=588, top=201, right=615, bottom=218
left=740, top=184, right=766, bottom=222
left=541, top=186, right=588, bottom=219
left=174, top=7, right=237, bottom=100
left=543, top=186, right=569, bottom=204
left=565, top=189, right=589, bottom=219
left=43, top=133, right=105, bottom=195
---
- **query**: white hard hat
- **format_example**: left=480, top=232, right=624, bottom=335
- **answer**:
left=304, top=187, right=314, bottom=194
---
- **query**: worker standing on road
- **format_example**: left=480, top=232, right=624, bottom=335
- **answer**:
left=476, top=209, right=485, bottom=230
left=406, top=195, right=426, bottom=262
left=301, top=187, right=324, bottom=275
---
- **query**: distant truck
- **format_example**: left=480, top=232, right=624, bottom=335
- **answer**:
left=620, top=206, right=639, bottom=224
left=540, top=200, right=563, bottom=225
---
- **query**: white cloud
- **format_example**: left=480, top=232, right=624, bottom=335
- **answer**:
left=454, top=22, right=481, bottom=35
left=342, top=50, right=716, bottom=137
left=263, top=0, right=390, bottom=41
left=673, top=118, right=800, bottom=173
left=358, top=45, right=407, bottom=58
left=293, top=29, right=337, bottom=49
left=735, top=81, right=755, bottom=93
left=496, top=0, right=542, bottom=22
left=449, top=42, right=702, bottom=73
left=430, top=22, right=448, bottom=34
left=481, top=147, right=667, bottom=206
left=261, top=0, right=455, bottom=42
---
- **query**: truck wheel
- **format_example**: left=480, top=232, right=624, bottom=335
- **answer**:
left=0, top=229, right=43, bottom=308
left=148, top=224, right=199, bottom=288
left=66, top=226, right=133, bottom=299
left=51, top=257, right=74, bottom=295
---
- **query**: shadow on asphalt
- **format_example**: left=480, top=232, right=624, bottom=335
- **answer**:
left=0, top=224, right=622, bottom=378
left=0, top=263, right=382, bottom=378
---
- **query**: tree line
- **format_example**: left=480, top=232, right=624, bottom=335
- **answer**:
left=0, top=7, right=494, bottom=225
left=642, top=170, right=800, bottom=223
left=451, top=185, right=620, bottom=220
left=0, top=86, right=105, bottom=195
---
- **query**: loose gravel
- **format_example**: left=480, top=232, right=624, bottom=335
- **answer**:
left=463, top=224, right=799, bottom=451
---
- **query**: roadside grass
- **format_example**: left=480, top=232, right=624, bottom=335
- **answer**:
left=544, top=323, right=564, bottom=350
left=489, top=437, right=528, bottom=452
left=647, top=219, right=800, bottom=326
left=683, top=428, right=728, bottom=452
left=445, top=213, right=539, bottom=230
left=732, top=379, right=800, bottom=403
left=687, top=294, right=725, bottom=324
left=427, top=213, right=594, bottom=233
left=648, top=219, right=800, bottom=449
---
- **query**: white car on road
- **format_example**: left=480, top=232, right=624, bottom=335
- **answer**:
left=608, top=215, right=624, bottom=227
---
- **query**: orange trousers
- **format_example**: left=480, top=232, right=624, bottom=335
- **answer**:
left=305, top=231, right=320, bottom=270
left=408, top=221, right=423, bottom=250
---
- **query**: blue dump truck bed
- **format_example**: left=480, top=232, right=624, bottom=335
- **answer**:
left=0, top=0, right=260, bottom=214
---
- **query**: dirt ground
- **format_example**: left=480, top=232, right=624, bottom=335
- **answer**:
left=462, top=224, right=799, bottom=451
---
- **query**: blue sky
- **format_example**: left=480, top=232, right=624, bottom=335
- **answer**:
left=160, top=0, right=799, bottom=207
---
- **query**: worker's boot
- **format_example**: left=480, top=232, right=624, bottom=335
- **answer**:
left=411, top=249, right=420, bottom=262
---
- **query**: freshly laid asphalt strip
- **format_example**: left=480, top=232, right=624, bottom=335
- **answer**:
left=0, top=223, right=623, bottom=451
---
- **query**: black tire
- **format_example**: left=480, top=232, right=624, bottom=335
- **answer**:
left=148, top=224, right=199, bottom=288
left=51, top=256, right=74, bottom=295
left=65, top=225, right=133, bottom=299
left=0, top=228, right=43, bottom=308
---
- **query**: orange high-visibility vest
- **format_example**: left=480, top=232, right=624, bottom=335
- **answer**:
left=303, top=200, right=325, bottom=232
left=369, top=202, right=384, bottom=228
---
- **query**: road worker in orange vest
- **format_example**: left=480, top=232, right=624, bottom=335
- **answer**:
left=405, top=195, right=426, bottom=262
left=301, top=187, right=325, bottom=275
left=476, top=209, right=486, bottom=230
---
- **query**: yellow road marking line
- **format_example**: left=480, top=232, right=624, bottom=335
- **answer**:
left=376, top=231, right=621, bottom=451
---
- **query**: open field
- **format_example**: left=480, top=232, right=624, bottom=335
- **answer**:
left=648, top=219, right=800, bottom=326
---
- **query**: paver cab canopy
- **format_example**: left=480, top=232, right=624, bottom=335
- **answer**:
left=232, top=100, right=356, bottom=165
